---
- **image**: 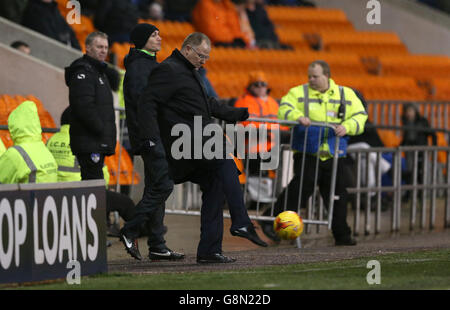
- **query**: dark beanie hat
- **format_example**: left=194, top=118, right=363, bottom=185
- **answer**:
left=130, top=23, right=159, bottom=49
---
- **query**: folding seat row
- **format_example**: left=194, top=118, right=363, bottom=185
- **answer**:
left=378, top=54, right=450, bottom=79
left=267, top=6, right=349, bottom=23
left=0, top=95, right=55, bottom=128
left=429, top=78, right=450, bottom=101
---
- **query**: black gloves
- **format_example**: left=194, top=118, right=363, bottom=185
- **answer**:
left=140, top=139, right=156, bottom=152
left=235, top=107, right=249, bottom=121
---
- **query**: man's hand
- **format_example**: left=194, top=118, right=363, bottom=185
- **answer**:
left=140, top=140, right=156, bottom=152
left=236, top=107, right=249, bottom=121
left=334, top=124, right=347, bottom=137
left=298, top=116, right=311, bottom=126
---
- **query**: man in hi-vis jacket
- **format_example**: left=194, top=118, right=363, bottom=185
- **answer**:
left=261, top=60, right=368, bottom=246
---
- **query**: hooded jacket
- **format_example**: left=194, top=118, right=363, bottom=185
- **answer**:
left=123, top=48, right=158, bottom=155
left=401, top=103, right=437, bottom=146
left=65, top=54, right=117, bottom=155
left=0, top=101, right=58, bottom=184
left=0, top=139, right=5, bottom=156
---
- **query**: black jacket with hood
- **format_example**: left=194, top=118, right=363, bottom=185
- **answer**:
left=123, top=48, right=158, bottom=155
left=65, top=54, right=117, bottom=156
left=401, top=103, right=437, bottom=147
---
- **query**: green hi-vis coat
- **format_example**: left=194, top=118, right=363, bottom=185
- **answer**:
left=0, top=139, right=5, bottom=157
left=0, top=101, right=58, bottom=184
left=46, top=124, right=110, bottom=186
left=278, top=78, right=368, bottom=161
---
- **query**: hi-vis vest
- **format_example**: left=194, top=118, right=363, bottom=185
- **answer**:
left=46, top=124, right=110, bottom=185
left=0, top=139, right=5, bottom=156
left=278, top=79, right=368, bottom=160
left=46, top=124, right=82, bottom=182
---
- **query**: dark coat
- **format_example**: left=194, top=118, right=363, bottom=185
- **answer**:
left=401, top=104, right=437, bottom=146
left=65, top=55, right=117, bottom=155
left=123, top=48, right=158, bottom=155
left=246, top=4, right=279, bottom=45
left=137, top=49, right=248, bottom=183
left=21, top=0, right=81, bottom=50
left=94, top=0, right=139, bottom=36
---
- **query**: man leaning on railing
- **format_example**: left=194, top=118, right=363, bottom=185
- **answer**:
left=259, top=60, right=368, bottom=246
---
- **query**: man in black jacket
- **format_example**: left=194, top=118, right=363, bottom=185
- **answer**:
left=120, top=23, right=184, bottom=261
left=129, top=32, right=267, bottom=264
left=65, top=31, right=116, bottom=180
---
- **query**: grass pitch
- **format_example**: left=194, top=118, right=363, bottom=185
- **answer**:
left=6, top=249, right=450, bottom=290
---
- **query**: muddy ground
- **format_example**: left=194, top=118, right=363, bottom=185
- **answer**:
left=107, top=214, right=450, bottom=274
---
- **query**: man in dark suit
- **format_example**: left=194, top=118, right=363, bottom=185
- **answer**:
left=124, top=32, right=268, bottom=264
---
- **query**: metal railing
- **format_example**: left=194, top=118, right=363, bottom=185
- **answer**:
left=160, top=118, right=450, bottom=237
left=346, top=145, right=450, bottom=235
left=162, top=118, right=340, bottom=234
left=367, top=100, right=450, bottom=131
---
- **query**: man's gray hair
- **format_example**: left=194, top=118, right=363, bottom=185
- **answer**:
left=181, top=32, right=211, bottom=49
left=85, top=31, right=108, bottom=46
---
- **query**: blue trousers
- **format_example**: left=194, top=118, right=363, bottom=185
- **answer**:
left=189, top=159, right=252, bottom=257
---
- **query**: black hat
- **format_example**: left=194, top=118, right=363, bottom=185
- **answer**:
left=130, top=23, right=159, bottom=49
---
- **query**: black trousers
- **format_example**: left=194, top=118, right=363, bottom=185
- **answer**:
left=77, top=152, right=105, bottom=180
left=267, top=152, right=352, bottom=240
left=189, top=159, right=252, bottom=257
left=76, top=153, right=136, bottom=223
left=122, top=144, right=174, bottom=251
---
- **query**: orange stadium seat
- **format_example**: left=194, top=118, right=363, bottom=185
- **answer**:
left=320, top=31, right=409, bottom=57
left=109, top=42, right=133, bottom=69
left=105, top=143, right=141, bottom=186
left=379, top=54, right=450, bottom=79
left=430, top=78, right=450, bottom=101
left=0, top=94, right=57, bottom=145
left=267, top=6, right=354, bottom=35
left=0, top=130, right=13, bottom=149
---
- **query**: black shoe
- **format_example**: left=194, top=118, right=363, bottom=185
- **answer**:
left=197, top=253, right=236, bottom=264
left=120, top=229, right=142, bottom=260
left=149, top=248, right=185, bottom=261
left=335, top=237, right=357, bottom=246
left=259, top=222, right=280, bottom=242
left=230, top=224, right=268, bottom=247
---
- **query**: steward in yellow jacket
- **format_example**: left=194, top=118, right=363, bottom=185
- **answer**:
left=261, top=60, right=367, bottom=246
left=0, top=101, right=57, bottom=184
left=278, top=71, right=367, bottom=161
